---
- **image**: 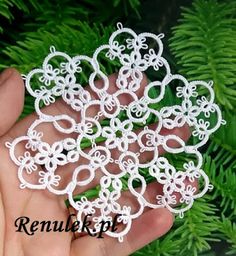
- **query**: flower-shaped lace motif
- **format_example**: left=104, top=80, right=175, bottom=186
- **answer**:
left=6, top=23, right=225, bottom=242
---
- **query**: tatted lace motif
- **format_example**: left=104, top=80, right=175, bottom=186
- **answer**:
left=6, top=23, right=225, bottom=242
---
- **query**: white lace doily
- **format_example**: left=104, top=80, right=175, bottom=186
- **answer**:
left=6, top=23, right=225, bottom=242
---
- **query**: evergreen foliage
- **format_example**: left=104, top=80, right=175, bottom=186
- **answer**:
left=170, top=0, right=236, bottom=110
left=0, top=0, right=235, bottom=255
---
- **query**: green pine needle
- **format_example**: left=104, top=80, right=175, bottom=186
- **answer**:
left=170, top=0, right=236, bottom=110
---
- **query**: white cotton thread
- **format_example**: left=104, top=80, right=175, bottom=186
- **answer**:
left=6, top=24, right=225, bottom=242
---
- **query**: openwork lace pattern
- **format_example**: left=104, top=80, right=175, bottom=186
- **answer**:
left=6, top=23, right=225, bottom=242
